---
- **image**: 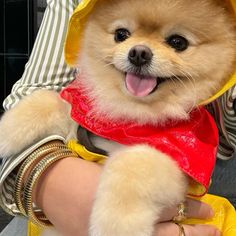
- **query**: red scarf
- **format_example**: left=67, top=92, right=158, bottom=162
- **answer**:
left=61, top=78, right=218, bottom=196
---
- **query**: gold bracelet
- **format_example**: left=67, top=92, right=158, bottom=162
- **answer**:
left=23, top=149, right=77, bottom=227
left=14, top=140, right=67, bottom=216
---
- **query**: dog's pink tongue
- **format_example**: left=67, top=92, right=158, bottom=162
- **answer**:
left=125, top=73, right=157, bottom=97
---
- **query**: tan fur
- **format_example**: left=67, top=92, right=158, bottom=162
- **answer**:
left=79, top=0, right=236, bottom=124
left=0, top=1, right=235, bottom=236
left=0, top=90, right=77, bottom=157
left=90, top=145, right=187, bottom=236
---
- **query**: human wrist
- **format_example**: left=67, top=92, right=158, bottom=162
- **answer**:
left=34, top=157, right=102, bottom=235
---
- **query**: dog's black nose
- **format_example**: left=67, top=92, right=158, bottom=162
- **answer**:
left=128, top=45, right=153, bottom=66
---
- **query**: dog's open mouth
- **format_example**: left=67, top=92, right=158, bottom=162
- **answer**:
left=125, top=72, right=166, bottom=97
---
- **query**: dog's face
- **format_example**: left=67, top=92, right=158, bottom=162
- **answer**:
left=77, top=0, right=236, bottom=124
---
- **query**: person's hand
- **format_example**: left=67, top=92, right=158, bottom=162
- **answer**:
left=155, top=198, right=221, bottom=236
left=159, top=198, right=214, bottom=222
left=34, top=157, right=220, bottom=236
left=154, top=222, right=220, bottom=236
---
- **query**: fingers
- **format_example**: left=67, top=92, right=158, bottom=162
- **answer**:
left=160, top=198, right=214, bottom=222
left=185, top=198, right=214, bottom=219
left=154, top=222, right=221, bottom=236
left=184, top=224, right=221, bottom=236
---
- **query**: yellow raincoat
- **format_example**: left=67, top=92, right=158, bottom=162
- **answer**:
left=28, top=0, right=236, bottom=235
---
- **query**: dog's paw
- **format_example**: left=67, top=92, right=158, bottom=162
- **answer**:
left=89, top=144, right=188, bottom=236
left=0, top=90, right=77, bottom=157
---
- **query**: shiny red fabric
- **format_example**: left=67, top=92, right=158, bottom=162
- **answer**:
left=60, top=79, right=218, bottom=196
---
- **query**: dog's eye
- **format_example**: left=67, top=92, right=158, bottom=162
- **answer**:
left=166, top=34, right=189, bottom=51
left=114, top=28, right=131, bottom=42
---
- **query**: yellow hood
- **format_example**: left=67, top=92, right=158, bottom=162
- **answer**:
left=64, top=0, right=236, bottom=105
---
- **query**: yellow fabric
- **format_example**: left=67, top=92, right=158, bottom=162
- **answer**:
left=64, top=0, right=236, bottom=105
left=230, top=0, right=236, bottom=12
left=200, top=73, right=236, bottom=105
left=184, top=194, right=236, bottom=236
left=64, top=0, right=98, bottom=66
left=187, top=178, right=207, bottom=197
left=67, top=139, right=107, bottom=164
left=27, top=222, right=42, bottom=236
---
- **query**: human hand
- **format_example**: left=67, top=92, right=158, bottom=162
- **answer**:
left=154, top=222, right=220, bottom=236
left=155, top=198, right=220, bottom=236
left=159, top=198, right=214, bottom=222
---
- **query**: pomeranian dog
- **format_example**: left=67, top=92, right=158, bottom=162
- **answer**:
left=0, top=0, right=236, bottom=235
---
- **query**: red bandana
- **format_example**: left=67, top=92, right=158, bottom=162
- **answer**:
left=60, top=78, right=218, bottom=196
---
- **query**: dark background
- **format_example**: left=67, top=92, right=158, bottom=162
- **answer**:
left=0, top=0, right=46, bottom=231
left=0, top=0, right=46, bottom=113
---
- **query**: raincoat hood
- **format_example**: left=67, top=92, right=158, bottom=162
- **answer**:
left=64, top=0, right=236, bottom=105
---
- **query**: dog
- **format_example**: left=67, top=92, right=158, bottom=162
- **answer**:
left=0, top=0, right=236, bottom=235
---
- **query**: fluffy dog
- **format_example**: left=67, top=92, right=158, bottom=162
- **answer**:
left=0, top=0, right=236, bottom=235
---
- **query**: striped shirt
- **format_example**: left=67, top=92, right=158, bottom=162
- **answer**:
left=212, top=88, right=236, bottom=160
left=3, top=0, right=79, bottom=110
left=1, top=0, right=236, bottom=216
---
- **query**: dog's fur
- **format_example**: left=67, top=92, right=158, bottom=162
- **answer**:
left=0, top=0, right=236, bottom=235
